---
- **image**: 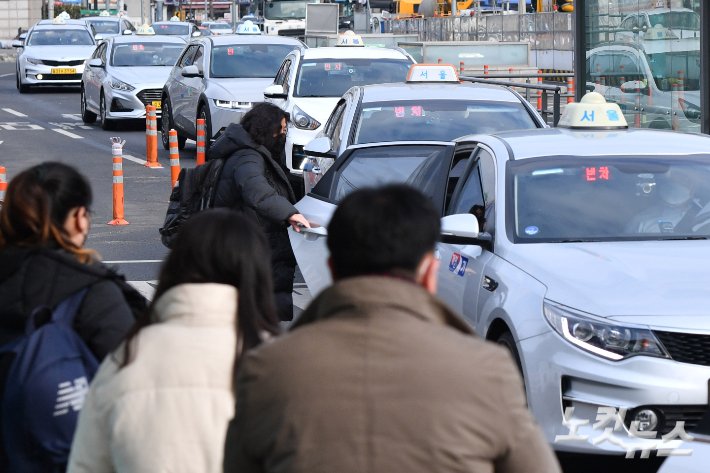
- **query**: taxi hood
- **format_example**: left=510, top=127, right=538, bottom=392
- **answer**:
left=25, top=45, right=96, bottom=60
left=207, top=77, right=273, bottom=103
left=292, top=97, right=339, bottom=124
left=111, top=67, right=172, bottom=88
left=508, top=241, right=710, bottom=326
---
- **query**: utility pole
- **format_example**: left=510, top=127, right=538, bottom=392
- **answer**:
left=156, top=0, right=164, bottom=20
left=48, top=0, right=54, bottom=19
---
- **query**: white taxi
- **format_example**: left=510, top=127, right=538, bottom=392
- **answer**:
left=14, top=16, right=98, bottom=93
left=290, top=93, right=710, bottom=457
left=264, top=31, right=414, bottom=176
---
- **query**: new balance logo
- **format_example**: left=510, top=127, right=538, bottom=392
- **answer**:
left=53, top=377, right=89, bottom=417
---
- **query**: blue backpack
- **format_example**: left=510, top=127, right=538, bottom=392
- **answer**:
left=1, top=288, right=98, bottom=473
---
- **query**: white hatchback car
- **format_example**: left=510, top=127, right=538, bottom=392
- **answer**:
left=14, top=18, right=97, bottom=93
left=290, top=94, right=710, bottom=458
left=264, top=33, right=414, bottom=176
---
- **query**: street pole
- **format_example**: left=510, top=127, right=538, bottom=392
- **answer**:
left=48, top=0, right=54, bottom=19
left=140, top=0, right=145, bottom=24
left=105, top=0, right=109, bottom=11
left=451, top=0, right=457, bottom=17
left=204, top=0, right=208, bottom=20
left=156, top=0, right=163, bottom=21
left=231, top=0, right=238, bottom=31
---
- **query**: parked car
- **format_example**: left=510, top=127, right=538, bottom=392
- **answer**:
left=586, top=38, right=700, bottom=133
left=161, top=34, right=304, bottom=150
left=14, top=17, right=98, bottom=93
left=264, top=31, right=414, bottom=175
left=152, top=21, right=200, bottom=41
left=290, top=93, right=710, bottom=456
left=83, top=15, right=136, bottom=38
left=81, top=33, right=187, bottom=129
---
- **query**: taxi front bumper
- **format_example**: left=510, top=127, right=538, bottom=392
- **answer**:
left=21, top=62, right=86, bottom=85
left=522, top=329, right=710, bottom=455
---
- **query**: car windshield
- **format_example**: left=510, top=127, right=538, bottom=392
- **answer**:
left=509, top=156, right=710, bottom=242
left=210, top=23, right=231, bottom=30
left=27, top=29, right=94, bottom=46
left=313, top=145, right=449, bottom=203
left=295, top=59, right=411, bottom=97
left=153, top=24, right=189, bottom=36
left=210, top=44, right=297, bottom=78
left=354, top=100, right=537, bottom=144
left=87, top=20, right=120, bottom=34
left=264, top=0, right=307, bottom=20
left=111, top=42, right=184, bottom=66
left=647, top=49, right=700, bottom=91
left=648, top=11, right=700, bottom=30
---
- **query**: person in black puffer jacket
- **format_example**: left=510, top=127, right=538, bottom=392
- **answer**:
left=211, top=103, right=310, bottom=321
left=0, top=162, right=147, bottom=470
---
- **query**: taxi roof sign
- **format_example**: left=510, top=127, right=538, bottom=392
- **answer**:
left=99, top=10, right=111, bottom=16
left=406, top=64, right=459, bottom=83
left=236, top=20, right=260, bottom=34
left=136, top=24, right=156, bottom=35
left=53, top=11, right=71, bottom=24
left=337, top=30, right=364, bottom=47
left=169, top=15, right=180, bottom=22
left=558, top=92, right=628, bottom=129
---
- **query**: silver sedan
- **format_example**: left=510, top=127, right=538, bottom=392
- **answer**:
left=290, top=97, right=710, bottom=458
left=80, top=34, right=186, bottom=130
left=161, top=34, right=303, bottom=150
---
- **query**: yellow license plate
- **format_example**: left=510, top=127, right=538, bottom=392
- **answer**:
left=51, top=68, right=77, bottom=74
left=152, top=100, right=162, bottom=110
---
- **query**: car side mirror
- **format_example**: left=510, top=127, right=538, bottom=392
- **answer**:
left=303, top=136, right=335, bottom=158
left=88, top=58, right=104, bottom=68
left=621, top=80, right=647, bottom=94
left=12, top=40, right=23, bottom=48
left=94, top=34, right=105, bottom=42
left=122, top=29, right=133, bottom=35
left=181, top=64, right=202, bottom=77
left=192, top=31, right=202, bottom=37
left=264, top=84, right=287, bottom=99
left=440, top=213, right=492, bottom=246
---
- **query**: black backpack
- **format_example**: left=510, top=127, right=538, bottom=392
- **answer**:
left=159, top=158, right=226, bottom=248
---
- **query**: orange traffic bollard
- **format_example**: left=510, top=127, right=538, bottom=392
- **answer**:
left=437, top=58, right=442, bottom=64
left=459, top=61, right=465, bottom=75
left=108, top=138, right=129, bottom=226
left=145, top=105, right=161, bottom=168
left=484, top=64, right=489, bottom=75
left=566, top=76, right=575, bottom=104
left=0, top=166, right=7, bottom=203
left=196, top=118, right=206, bottom=165
left=169, top=129, right=181, bottom=188
left=537, top=70, right=543, bottom=111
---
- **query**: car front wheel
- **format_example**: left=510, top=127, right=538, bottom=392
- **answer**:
left=81, top=87, right=97, bottom=124
left=16, top=70, right=29, bottom=93
left=100, top=91, right=114, bottom=131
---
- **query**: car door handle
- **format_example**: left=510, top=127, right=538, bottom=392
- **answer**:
left=482, top=276, right=498, bottom=292
left=296, top=225, right=327, bottom=241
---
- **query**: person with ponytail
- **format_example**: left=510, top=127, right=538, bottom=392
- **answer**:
left=0, top=161, right=147, bottom=469
left=67, top=208, right=280, bottom=473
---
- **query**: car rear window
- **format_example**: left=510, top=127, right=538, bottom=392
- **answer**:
left=295, top=58, right=411, bottom=97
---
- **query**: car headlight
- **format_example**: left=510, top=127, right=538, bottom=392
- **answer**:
left=543, top=301, right=669, bottom=361
left=292, top=105, right=321, bottom=131
left=25, top=57, right=43, bottom=65
left=110, top=78, right=135, bottom=91
left=213, top=99, right=252, bottom=109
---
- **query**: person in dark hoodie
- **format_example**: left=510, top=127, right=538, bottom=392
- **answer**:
left=0, top=162, right=147, bottom=469
left=211, top=102, right=310, bottom=321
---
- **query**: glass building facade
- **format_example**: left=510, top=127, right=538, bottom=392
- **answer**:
left=576, top=0, right=708, bottom=133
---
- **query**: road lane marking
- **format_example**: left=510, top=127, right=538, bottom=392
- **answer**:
left=0, top=141, right=3, bottom=145
left=122, top=154, right=151, bottom=166
left=51, top=128, right=83, bottom=139
left=104, top=259, right=163, bottom=264
left=0, top=73, right=14, bottom=78
left=62, top=114, right=82, bottom=121
left=2, top=108, right=28, bottom=117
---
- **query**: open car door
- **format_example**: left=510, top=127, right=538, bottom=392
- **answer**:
left=289, top=141, right=456, bottom=296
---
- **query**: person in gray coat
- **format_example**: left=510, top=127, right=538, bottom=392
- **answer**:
left=210, top=103, right=310, bottom=321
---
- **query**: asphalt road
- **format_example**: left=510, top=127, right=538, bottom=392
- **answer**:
left=0, top=61, right=669, bottom=472
left=0, top=62, right=310, bottom=310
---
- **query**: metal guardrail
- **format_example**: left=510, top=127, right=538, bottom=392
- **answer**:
left=460, top=73, right=565, bottom=126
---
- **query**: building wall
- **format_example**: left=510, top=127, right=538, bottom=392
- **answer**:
left=0, top=0, right=43, bottom=39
